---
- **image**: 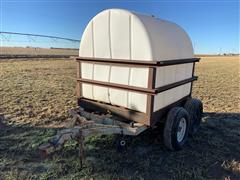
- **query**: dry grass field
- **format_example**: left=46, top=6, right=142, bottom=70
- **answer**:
left=0, top=56, right=239, bottom=179
left=1, top=47, right=78, bottom=56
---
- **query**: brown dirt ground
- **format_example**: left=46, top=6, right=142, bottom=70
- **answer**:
left=0, top=56, right=239, bottom=179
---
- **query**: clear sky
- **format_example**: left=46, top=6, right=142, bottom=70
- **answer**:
left=1, top=0, right=239, bottom=54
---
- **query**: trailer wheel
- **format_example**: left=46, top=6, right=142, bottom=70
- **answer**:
left=163, top=107, right=190, bottom=150
left=184, top=98, right=203, bottom=135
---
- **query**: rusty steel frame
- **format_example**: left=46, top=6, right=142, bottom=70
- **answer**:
left=39, top=57, right=200, bottom=167
left=39, top=108, right=148, bottom=167
left=76, top=57, right=199, bottom=126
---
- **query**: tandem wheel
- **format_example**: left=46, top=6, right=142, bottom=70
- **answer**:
left=184, top=98, right=203, bottom=135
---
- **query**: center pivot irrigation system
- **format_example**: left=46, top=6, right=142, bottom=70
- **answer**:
left=0, top=31, right=80, bottom=43
left=0, top=31, right=80, bottom=59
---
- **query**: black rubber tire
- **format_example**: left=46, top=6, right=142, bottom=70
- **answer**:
left=184, top=98, right=203, bottom=135
left=163, top=107, right=190, bottom=151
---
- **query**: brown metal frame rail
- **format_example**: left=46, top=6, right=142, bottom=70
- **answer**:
left=76, top=57, right=199, bottom=67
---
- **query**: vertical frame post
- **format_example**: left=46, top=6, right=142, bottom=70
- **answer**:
left=76, top=61, right=82, bottom=98
left=190, top=62, right=196, bottom=97
left=146, top=67, right=156, bottom=126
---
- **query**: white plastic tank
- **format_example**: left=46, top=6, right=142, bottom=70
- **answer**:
left=79, top=9, right=194, bottom=113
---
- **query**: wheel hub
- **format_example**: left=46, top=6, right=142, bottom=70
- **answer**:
left=177, top=118, right=187, bottom=142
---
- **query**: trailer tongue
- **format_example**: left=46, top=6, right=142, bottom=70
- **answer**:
left=39, top=107, right=148, bottom=167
